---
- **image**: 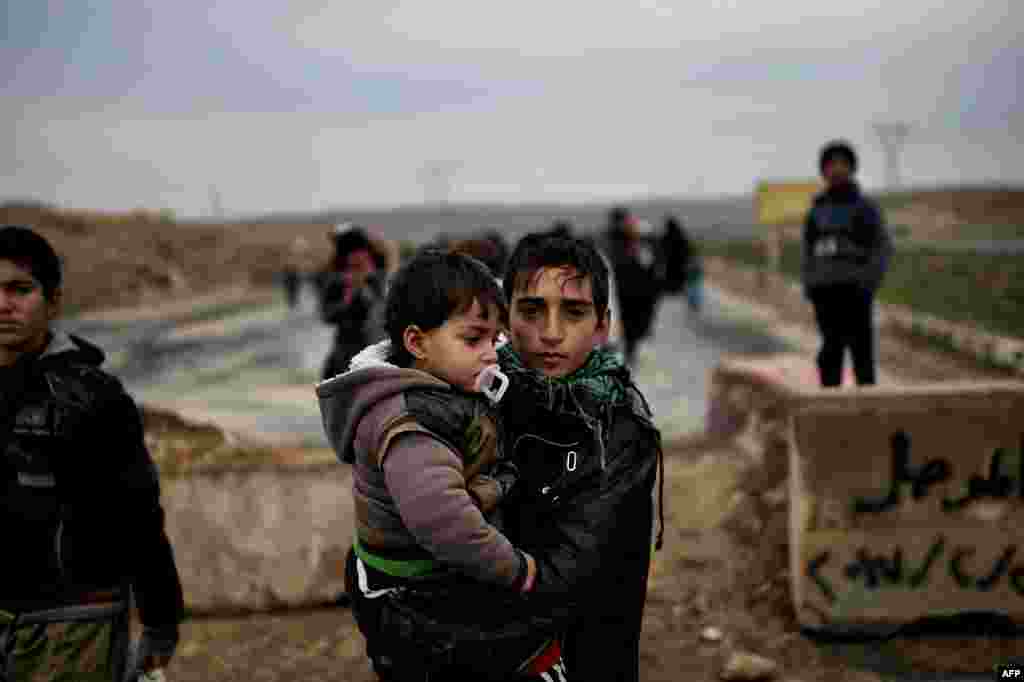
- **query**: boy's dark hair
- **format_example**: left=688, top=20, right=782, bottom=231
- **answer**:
left=0, top=225, right=62, bottom=301
left=819, top=140, right=858, bottom=174
left=449, top=237, right=505, bottom=279
left=503, top=233, right=610, bottom=318
left=386, top=249, right=507, bottom=367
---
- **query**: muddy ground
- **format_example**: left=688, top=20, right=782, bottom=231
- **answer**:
left=133, top=263, right=1024, bottom=682
left=161, top=437, right=1024, bottom=682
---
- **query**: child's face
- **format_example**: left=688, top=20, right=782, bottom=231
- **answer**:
left=508, top=266, right=608, bottom=378
left=410, top=298, right=502, bottom=392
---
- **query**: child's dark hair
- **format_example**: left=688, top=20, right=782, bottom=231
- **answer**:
left=386, top=249, right=507, bottom=367
left=0, top=225, right=62, bottom=301
left=503, top=233, right=610, bottom=317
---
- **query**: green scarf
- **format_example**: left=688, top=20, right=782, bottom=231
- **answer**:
left=497, top=344, right=630, bottom=415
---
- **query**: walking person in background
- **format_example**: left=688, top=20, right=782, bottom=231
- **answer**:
left=602, top=207, right=660, bottom=368
left=657, top=215, right=704, bottom=314
left=801, top=140, right=893, bottom=387
left=0, top=226, right=185, bottom=681
left=318, top=224, right=388, bottom=381
left=281, top=236, right=310, bottom=310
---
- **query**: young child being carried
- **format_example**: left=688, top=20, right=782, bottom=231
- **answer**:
left=317, top=249, right=567, bottom=682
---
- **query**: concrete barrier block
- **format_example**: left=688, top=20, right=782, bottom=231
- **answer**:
left=789, top=384, right=1024, bottom=633
left=161, top=463, right=354, bottom=614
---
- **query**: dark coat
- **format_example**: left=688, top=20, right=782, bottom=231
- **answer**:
left=318, top=270, right=387, bottom=379
left=602, top=231, right=661, bottom=343
left=500, top=377, right=661, bottom=682
left=801, top=181, right=892, bottom=295
left=0, top=334, right=185, bottom=629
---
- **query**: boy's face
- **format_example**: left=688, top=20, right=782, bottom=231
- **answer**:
left=508, top=266, right=608, bottom=378
left=0, top=259, right=59, bottom=365
left=410, top=298, right=502, bottom=393
left=822, top=157, right=853, bottom=186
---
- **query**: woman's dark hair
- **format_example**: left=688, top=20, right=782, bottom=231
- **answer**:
left=330, top=226, right=376, bottom=271
left=0, top=225, right=62, bottom=301
left=386, top=249, right=507, bottom=367
left=503, top=233, right=610, bottom=318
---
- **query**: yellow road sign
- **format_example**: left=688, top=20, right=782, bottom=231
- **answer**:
left=756, top=181, right=821, bottom=226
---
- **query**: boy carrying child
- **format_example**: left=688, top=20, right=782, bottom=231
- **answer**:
left=317, top=250, right=566, bottom=681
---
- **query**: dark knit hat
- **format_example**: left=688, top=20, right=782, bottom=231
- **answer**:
left=819, top=140, right=858, bottom=174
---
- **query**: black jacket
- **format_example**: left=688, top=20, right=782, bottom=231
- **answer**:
left=802, top=181, right=892, bottom=295
left=0, top=334, right=185, bottom=629
left=500, top=376, right=662, bottom=682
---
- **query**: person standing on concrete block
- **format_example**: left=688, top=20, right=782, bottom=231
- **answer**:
left=801, top=141, right=893, bottom=387
left=0, top=225, right=185, bottom=681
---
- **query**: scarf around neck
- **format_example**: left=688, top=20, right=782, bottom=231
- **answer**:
left=497, top=344, right=631, bottom=415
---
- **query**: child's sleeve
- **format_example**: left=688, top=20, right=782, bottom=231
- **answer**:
left=382, top=431, right=528, bottom=589
left=467, top=460, right=519, bottom=515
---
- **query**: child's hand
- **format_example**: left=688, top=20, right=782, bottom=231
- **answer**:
left=466, top=474, right=501, bottom=514
left=521, top=553, right=537, bottom=593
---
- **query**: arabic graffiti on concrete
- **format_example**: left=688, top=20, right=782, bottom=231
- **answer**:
left=807, top=536, right=1024, bottom=603
left=806, top=431, right=1024, bottom=603
left=853, top=432, right=1024, bottom=514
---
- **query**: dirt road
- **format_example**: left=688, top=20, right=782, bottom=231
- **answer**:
left=59, top=281, right=1021, bottom=681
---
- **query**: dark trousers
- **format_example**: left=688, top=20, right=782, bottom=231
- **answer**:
left=810, top=283, right=877, bottom=387
left=343, top=550, right=567, bottom=682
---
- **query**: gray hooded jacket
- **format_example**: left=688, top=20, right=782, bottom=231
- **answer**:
left=316, top=341, right=525, bottom=587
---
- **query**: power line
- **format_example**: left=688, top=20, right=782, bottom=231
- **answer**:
left=873, top=122, right=912, bottom=191
left=209, top=185, right=224, bottom=219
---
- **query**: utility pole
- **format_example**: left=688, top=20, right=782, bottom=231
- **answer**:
left=209, top=185, right=224, bottom=220
left=419, top=161, right=462, bottom=235
left=418, top=161, right=462, bottom=208
left=873, top=122, right=911, bottom=191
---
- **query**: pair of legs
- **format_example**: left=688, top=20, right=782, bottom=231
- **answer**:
left=809, top=283, right=877, bottom=387
left=344, top=550, right=567, bottom=682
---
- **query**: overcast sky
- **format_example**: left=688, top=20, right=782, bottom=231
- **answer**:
left=3, top=0, right=1021, bottom=217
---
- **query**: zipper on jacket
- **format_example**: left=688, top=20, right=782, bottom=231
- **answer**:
left=513, top=433, right=582, bottom=499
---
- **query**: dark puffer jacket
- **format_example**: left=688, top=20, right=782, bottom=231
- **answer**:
left=0, top=333, right=185, bottom=631
left=499, top=370, right=663, bottom=682
left=801, top=181, right=893, bottom=295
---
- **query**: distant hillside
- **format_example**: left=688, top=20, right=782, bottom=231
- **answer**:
left=876, top=185, right=1024, bottom=241
left=4, top=185, right=1019, bottom=314
left=0, top=202, right=333, bottom=315
left=240, top=194, right=758, bottom=244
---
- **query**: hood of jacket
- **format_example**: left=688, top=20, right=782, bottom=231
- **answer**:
left=316, top=340, right=449, bottom=464
left=38, top=331, right=105, bottom=366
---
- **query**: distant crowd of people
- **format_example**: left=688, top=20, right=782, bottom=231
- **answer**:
left=311, top=205, right=706, bottom=379
left=0, top=139, right=891, bottom=681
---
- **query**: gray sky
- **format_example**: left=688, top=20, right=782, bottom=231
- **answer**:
left=3, top=0, right=1021, bottom=217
